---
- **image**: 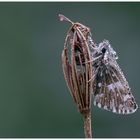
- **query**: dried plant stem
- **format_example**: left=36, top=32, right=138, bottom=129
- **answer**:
left=59, top=14, right=93, bottom=138
left=83, top=111, right=92, bottom=138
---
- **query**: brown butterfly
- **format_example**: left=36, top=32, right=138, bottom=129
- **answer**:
left=90, top=40, right=138, bottom=114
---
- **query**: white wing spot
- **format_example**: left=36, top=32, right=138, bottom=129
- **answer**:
left=100, top=72, right=103, bottom=76
left=107, top=83, right=115, bottom=91
left=127, top=109, right=130, bottom=114
left=107, top=81, right=123, bottom=91
left=122, top=109, right=125, bottom=114
left=112, top=74, right=115, bottom=77
left=118, top=109, right=121, bottom=114
left=124, top=94, right=130, bottom=102
left=104, top=105, right=108, bottom=110
left=98, top=103, right=101, bottom=108
left=119, top=104, right=123, bottom=109
left=113, top=107, right=116, bottom=113
left=94, top=101, right=96, bottom=106
left=115, top=82, right=123, bottom=89
left=98, top=83, right=102, bottom=87
left=105, top=70, right=108, bottom=74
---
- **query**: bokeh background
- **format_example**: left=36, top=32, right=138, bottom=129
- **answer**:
left=0, top=2, right=139, bottom=138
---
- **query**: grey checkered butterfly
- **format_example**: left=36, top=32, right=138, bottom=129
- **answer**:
left=88, top=38, right=138, bottom=114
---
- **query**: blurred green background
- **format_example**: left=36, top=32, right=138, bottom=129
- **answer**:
left=0, top=2, right=139, bottom=138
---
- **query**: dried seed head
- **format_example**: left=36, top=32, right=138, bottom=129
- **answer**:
left=60, top=14, right=93, bottom=114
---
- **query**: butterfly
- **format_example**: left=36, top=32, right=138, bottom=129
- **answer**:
left=88, top=39, right=138, bottom=114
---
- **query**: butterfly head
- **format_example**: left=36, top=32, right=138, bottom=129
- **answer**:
left=99, top=40, right=118, bottom=62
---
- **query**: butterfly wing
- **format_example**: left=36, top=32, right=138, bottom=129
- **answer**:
left=93, top=62, right=138, bottom=114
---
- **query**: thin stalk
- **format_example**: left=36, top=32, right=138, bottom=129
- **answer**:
left=83, top=111, right=92, bottom=138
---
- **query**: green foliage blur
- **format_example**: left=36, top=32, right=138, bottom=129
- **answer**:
left=0, top=2, right=139, bottom=138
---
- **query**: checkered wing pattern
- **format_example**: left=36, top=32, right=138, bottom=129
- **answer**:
left=93, top=62, right=138, bottom=114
